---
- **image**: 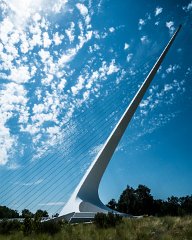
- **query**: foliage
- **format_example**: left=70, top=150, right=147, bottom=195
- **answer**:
left=23, top=216, right=33, bottom=236
left=0, top=216, right=192, bottom=239
left=33, top=212, right=42, bottom=234
left=0, top=206, right=19, bottom=219
left=106, top=199, right=118, bottom=211
left=117, top=185, right=154, bottom=215
left=40, top=220, right=63, bottom=235
left=23, top=216, right=63, bottom=236
left=107, top=184, right=192, bottom=217
left=94, top=212, right=122, bottom=228
left=21, top=209, right=34, bottom=218
left=35, top=209, right=49, bottom=218
left=0, top=220, right=21, bottom=235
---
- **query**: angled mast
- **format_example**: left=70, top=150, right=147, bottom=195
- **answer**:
left=59, top=25, right=182, bottom=218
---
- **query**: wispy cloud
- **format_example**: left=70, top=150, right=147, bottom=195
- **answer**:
left=109, top=27, right=115, bottom=33
left=166, top=21, right=175, bottom=35
left=127, top=53, right=133, bottom=62
left=15, top=179, right=44, bottom=186
left=124, top=43, right=130, bottom=50
left=138, top=18, right=145, bottom=30
left=38, top=201, right=66, bottom=206
left=182, top=1, right=192, bottom=12
left=89, top=144, right=103, bottom=157
left=155, top=7, right=163, bottom=16
left=140, top=35, right=149, bottom=44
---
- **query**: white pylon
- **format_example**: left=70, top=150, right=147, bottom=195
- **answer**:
left=59, top=25, right=182, bottom=220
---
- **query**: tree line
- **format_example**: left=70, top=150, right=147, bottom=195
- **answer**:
left=0, top=206, right=49, bottom=219
left=0, top=207, right=61, bottom=235
left=107, top=184, right=192, bottom=216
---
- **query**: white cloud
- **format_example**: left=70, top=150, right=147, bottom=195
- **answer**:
left=46, top=126, right=60, bottom=136
left=124, top=43, right=129, bottom=50
left=20, top=35, right=30, bottom=53
left=21, top=179, right=44, bottom=186
left=0, top=0, right=126, bottom=169
left=71, top=76, right=85, bottom=95
left=76, top=3, right=88, bottom=16
left=138, top=18, right=145, bottom=30
left=7, top=162, right=20, bottom=170
left=0, top=82, right=28, bottom=165
left=166, top=21, right=175, bottom=35
left=6, top=0, right=68, bottom=26
left=89, top=44, right=100, bottom=53
left=43, top=32, right=52, bottom=48
left=38, top=201, right=66, bottom=206
left=9, top=66, right=31, bottom=83
left=183, top=1, right=192, bottom=12
left=58, top=29, right=93, bottom=67
left=58, top=78, right=67, bottom=91
left=30, top=32, right=42, bottom=48
left=32, top=13, right=41, bottom=22
left=89, top=144, right=103, bottom=156
left=58, top=48, right=78, bottom=66
left=107, top=59, right=119, bottom=75
left=140, top=35, right=149, bottom=44
left=0, top=126, right=15, bottom=165
left=52, top=0, right=68, bottom=13
left=155, top=7, right=163, bottom=16
left=0, top=17, right=14, bottom=45
left=83, top=91, right=90, bottom=101
left=164, top=84, right=173, bottom=92
left=140, top=99, right=150, bottom=108
left=127, top=53, right=133, bottom=62
left=109, top=27, right=115, bottom=33
left=39, top=49, right=50, bottom=62
left=139, top=19, right=145, bottom=25
left=65, top=22, right=75, bottom=43
left=76, top=3, right=91, bottom=26
left=53, top=32, right=64, bottom=45
left=86, top=71, right=99, bottom=89
left=166, top=64, right=180, bottom=74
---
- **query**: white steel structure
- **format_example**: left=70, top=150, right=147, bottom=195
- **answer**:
left=59, top=25, right=182, bottom=222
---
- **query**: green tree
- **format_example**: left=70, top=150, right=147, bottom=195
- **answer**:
left=0, top=206, right=19, bottom=218
left=33, top=212, right=41, bottom=234
left=117, top=185, right=136, bottom=214
left=106, top=199, right=118, bottom=211
left=179, top=195, right=192, bottom=216
left=33, top=209, right=48, bottom=233
left=23, top=216, right=33, bottom=235
left=35, top=209, right=48, bottom=218
left=40, top=221, right=63, bottom=235
left=152, top=199, right=165, bottom=216
left=94, top=212, right=122, bottom=228
left=0, top=220, right=21, bottom=234
left=21, top=209, right=34, bottom=218
left=135, top=184, right=154, bottom=215
left=166, top=196, right=179, bottom=216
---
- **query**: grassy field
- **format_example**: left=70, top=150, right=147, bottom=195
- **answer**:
left=0, top=216, right=192, bottom=240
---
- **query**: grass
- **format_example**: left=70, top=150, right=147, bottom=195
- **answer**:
left=0, top=216, right=192, bottom=240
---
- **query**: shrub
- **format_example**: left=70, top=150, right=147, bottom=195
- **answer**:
left=23, top=216, right=33, bottom=235
left=40, top=220, right=63, bottom=235
left=0, top=206, right=19, bottom=219
left=94, top=212, right=122, bottom=228
left=0, top=220, right=21, bottom=234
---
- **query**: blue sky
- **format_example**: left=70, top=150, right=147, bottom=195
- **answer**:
left=0, top=0, right=192, bottom=215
